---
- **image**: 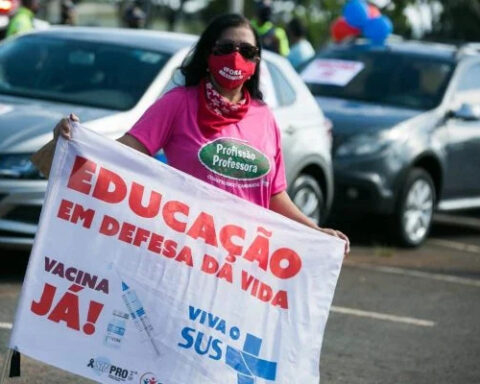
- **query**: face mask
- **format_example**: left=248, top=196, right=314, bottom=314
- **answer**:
left=207, top=52, right=257, bottom=90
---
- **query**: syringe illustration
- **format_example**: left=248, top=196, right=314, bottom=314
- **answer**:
left=121, top=281, right=161, bottom=357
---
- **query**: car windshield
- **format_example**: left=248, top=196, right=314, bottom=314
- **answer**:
left=301, top=49, right=455, bottom=110
left=0, top=35, right=171, bottom=110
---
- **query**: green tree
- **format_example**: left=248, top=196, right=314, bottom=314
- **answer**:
left=292, top=0, right=343, bottom=49
left=428, top=0, right=480, bottom=42
left=176, top=0, right=480, bottom=46
left=382, top=0, right=414, bottom=37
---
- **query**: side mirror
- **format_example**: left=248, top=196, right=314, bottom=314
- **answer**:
left=449, top=103, right=480, bottom=121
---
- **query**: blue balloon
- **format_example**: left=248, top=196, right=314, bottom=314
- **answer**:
left=363, top=16, right=393, bottom=45
left=343, top=0, right=369, bottom=28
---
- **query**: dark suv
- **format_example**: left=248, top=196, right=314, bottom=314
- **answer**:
left=301, top=41, right=480, bottom=246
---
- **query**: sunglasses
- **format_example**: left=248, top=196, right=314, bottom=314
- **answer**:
left=213, top=40, right=260, bottom=61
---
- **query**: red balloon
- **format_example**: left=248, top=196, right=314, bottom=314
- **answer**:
left=368, top=4, right=381, bottom=18
left=331, top=17, right=361, bottom=42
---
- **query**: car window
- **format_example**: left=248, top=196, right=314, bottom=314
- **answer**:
left=259, top=61, right=278, bottom=108
left=265, top=60, right=296, bottom=107
left=0, top=35, right=170, bottom=111
left=456, top=63, right=480, bottom=105
left=162, top=68, right=185, bottom=95
left=302, top=50, right=455, bottom=110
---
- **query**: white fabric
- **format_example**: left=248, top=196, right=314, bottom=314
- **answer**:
left=10, top=124, right=344, bottom=384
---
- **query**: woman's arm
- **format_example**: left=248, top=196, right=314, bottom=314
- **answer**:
left=270, top=191, right=350, bottom=255
left=269, top=191, right=317, bottom=229
left=31, top=114, right=150, bottom=179
left=117, top=134, right=150, bottom=155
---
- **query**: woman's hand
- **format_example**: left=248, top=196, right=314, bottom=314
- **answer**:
left=318, top=227, right=350, bottom=256
left=31, top=114, right=80, bottom=179
left=269, top=191, right=350, bottom=257
left=53, top=113, right=79, bottom=141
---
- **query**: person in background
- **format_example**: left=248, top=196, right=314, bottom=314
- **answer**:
left=287, top=17, right=315, bottom=70
left=6, top=0, right=39, bottom=37
left=60, top=0, right=77, bottom=25
left=251, top=0, right=289, bottom=56
left=123, top=0, right=146, bottom=29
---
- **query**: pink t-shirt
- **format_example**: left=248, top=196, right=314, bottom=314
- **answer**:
left=127, top=86, right=287, bottom=208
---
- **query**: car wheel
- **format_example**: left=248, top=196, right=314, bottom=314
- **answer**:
left=393, top=168, right=435, bottom=247
left=290, top=174, right=325, bottom=225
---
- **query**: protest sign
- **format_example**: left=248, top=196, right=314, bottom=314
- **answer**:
left=301, top=59, right=365, bottom=86
left=9, top=124, right=344, bottom=384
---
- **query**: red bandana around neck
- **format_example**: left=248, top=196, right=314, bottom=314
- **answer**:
left=197, top=78, right=251, bottom=135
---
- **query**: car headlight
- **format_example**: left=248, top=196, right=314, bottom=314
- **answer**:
left=0, top=154, right=43, bottom=179
left=335, top=134, right=392, bottom=157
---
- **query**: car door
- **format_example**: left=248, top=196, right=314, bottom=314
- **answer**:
left=262, top=58, right=295, bottom=162
left=264, top=57, right=318, bottom=177
left=443, top=61, right=480, bottom=201
left=262, top=56, right=331, bottom=182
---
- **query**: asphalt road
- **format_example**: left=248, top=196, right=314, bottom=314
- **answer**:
left=1, top=212, right=479, bottom=384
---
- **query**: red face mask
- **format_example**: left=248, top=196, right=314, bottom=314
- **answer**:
left=207, top=52, right=257, bottom=90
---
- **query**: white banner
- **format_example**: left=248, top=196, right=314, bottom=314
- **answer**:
left=301, top=59, right=365, bottom=87
left=9, top=124, right=344, bottom=384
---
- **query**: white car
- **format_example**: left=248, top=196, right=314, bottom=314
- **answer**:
left=0, top=27, right=333, bottom=249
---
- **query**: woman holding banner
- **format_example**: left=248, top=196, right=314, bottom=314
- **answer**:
left=43, top=13, right=349, bottom=254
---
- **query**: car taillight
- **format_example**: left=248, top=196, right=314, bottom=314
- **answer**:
left=0, top=0, right=17, bottom=15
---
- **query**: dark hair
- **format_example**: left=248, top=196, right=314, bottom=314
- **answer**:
left=288, top=18, right=306, bottom=38
left=257, top=3, right=272, bottom=24
left=180, top=13, right=263, bottom=100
